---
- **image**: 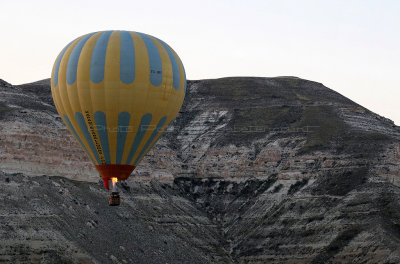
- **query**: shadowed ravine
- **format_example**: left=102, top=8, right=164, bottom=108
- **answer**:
left=1, top=77, right=400, bottom=263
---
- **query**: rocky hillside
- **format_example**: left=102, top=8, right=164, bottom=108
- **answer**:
left=1, top=77, right=400, bottom=263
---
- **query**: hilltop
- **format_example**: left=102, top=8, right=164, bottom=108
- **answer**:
left=1, top=77, right=400, bottom=263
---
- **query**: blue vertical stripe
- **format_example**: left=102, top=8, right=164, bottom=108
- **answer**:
left=94, top=111, right=110, bottom=164
left=53, top=40, right=74, bottom=87
left=155, top=38, right=180, bottom=90
left=133, top=116, right=167, bottom=166
left=120, top=31, right=135, bottom=84
left=67, top=33, right=96, bottom=85
left=125, top=113, right=152, bottom=165
left=75, top=112, right=102, bottom=164
left=116, top=112, right=131, bottom=164
left=136, top=32, right=162, bottom=87
left=90, top=31, right=113, bottom=83
left=62, top=115, right=95, bottom=164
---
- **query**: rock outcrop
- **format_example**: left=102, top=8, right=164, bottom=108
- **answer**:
left=0, top=79, right=97, bottom=181
left=1, top=77, right=400, bottom=263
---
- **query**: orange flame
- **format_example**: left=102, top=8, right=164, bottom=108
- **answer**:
left=111, top=177, right=118, bottom=189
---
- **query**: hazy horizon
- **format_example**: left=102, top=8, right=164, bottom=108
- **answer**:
left=1, top=0, right=399, bottom=124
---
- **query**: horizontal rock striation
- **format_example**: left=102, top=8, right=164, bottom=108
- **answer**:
left=0, top=80, right=97, bottom=181
left=1, top=77, right=400, bottom=263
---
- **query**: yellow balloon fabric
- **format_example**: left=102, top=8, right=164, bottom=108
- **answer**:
left=51, top=30, right=185, bottom=185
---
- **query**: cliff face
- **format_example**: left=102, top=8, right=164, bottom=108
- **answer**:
left=0, top=79, right=97, bottom=181
left=1, top=77, right=400, bottom=263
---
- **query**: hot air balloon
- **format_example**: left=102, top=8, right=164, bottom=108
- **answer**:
left=51, top=30, right=186, bottom=205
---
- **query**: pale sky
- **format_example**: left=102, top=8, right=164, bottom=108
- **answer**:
left=1, top=0, right=399, bottom=124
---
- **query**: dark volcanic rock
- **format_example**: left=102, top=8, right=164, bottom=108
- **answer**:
left=1, top=77, right=400, bottom=263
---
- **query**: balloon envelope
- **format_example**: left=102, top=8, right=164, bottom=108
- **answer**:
left=51, top=30, right=186, bottom=189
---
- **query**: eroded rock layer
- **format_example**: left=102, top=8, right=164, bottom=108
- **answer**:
left=1, top=77, right=400, bottom=263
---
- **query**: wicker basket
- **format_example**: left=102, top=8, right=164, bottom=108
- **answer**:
left=108, top=192, right=120, bottom=206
